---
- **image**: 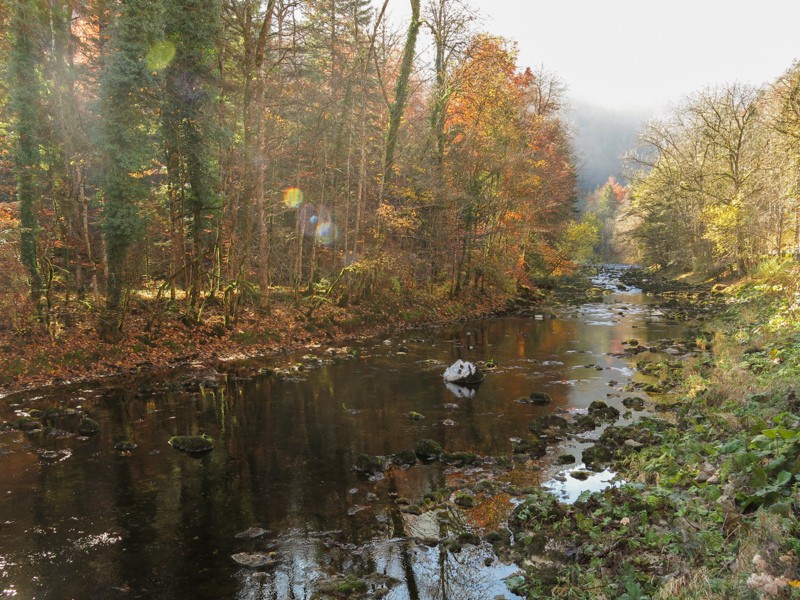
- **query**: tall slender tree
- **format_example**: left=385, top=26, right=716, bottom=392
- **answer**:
left=98, top=0, right=164, bottom=339
left=163, top=0, right=223, bottom=319
left=9, top=0, right=46, bottom=301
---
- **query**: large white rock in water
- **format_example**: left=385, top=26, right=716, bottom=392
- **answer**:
left=442, top=360, right=483, bottom=385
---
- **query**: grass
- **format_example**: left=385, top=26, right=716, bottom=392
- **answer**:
left=506, top=261, right=800, bottom=599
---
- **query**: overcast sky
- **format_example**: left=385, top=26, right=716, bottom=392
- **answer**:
left=396, top=0, right=800, bottom=112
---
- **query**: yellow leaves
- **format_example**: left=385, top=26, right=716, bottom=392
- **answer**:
left=377, top=202, right=420, bottom=235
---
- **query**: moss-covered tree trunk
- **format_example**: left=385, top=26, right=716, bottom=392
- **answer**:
left=10, top=0, right=45, bottom=302
left=163, top=0, right=223, bottom=323
left=98, top=0, right=164, bottom=341
left=383, top=0, right=420, bottom=183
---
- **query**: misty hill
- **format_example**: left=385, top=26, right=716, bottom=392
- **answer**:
left=568, top=101, right=652, bottom=194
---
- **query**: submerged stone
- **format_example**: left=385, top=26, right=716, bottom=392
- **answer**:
left=169, top=434, right=214, bottom=453
left=7, top=417, right=42, bottom=432
left=529, top=392, right=553, bottom=405
left=622, top=396, right=646, bottom=410
left=235, top=527, right=268, bottom=539
left=78, top=416, right=100, bottom=435
left=529, top=415, right=569, bottom=434
left=114, top=440, right=137, bottom=451
left=231, top=552, right=273, bottom=568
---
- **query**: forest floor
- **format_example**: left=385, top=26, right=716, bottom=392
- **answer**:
left=0, top=284, right=518, bottom=397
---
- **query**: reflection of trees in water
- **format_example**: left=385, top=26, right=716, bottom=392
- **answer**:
left=235, top=529, right=520, bottom=600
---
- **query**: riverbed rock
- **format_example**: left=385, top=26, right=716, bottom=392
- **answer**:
left=231, top=552, right=274, bottom=568
left=442, top=360, right=484, bottom=385
left=442, top=451, right=479, bottom=466
left=528, top=415, right=569, bottom=435
left=392, top=449, right=418, bottom=466
left=5, top=417, right=42, bottom=432
left=235, top=527, right=268, bottom=539
left=587, top=400, right=620, bottom=422
left=511, top=437, right=547, bottom=459
left=353, top=453, right=385, bottom=474
left=529, top=391, right=553, bottom=405
left=78, top=416, right=100, bottom=435
left=571, top=414, right=597, bottom=432
left=169, top=434, right=214, bottom=453
left=622, top=396, right=646, bottom=410
left=414, top=438, right=443, bottom=461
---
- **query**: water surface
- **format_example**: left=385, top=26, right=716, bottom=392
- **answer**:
left=0, top=266, right=686, bottom=599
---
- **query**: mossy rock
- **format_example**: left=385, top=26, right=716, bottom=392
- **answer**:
left=511, top=437, right=547, bottom=458
left=27, top=409, right=44, bottom=419
left=529, top=415, right=569, bottom=434
left=44, top=407, right=66, bottom=420
left=392, top=449, right=418, bottom=466
left=529, top=391, right=553, bottom=405
left=622, top=396, right=646, bottom=410
left=114, top=440, right=138, bottom=451
left=587, top=400, right=620, bottom=422
left=7, top=417, right=41, bottom=432
left=581, top=444, right=614, bottom=469
left=557, top=453, right=576, bottom=465
left=571, top=414, right=597, bottom=432
left=169, top=434, right=214, bottom=453
left=414, top=438, right=443, bottom=460
left=407, top=411, right=425, bottom=421
left=454, top=492, right=477, bottom=508
left=78, top=416, right=100, bottom=435
left=353, top=453, right=385, bottom=474
left=317, top=575, right=368, bottom=596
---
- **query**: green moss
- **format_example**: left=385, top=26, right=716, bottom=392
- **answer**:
left=169, top=433, right=214, bottom=453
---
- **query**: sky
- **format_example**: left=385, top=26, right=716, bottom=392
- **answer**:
left=395, top=0, right=800, bottom=112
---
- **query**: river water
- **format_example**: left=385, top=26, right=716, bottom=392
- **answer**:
left=0, top=266, right=687, bottom=599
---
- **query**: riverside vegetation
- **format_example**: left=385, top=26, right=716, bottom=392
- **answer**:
left=496, top=261, right=800, bottom=599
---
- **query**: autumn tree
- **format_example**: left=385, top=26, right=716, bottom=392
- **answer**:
left=629, top=85, right=769, bottom=273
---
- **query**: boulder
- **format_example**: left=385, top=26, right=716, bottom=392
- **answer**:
left=169, top=434, right=214, bottom=453
left=442, top=360, right=484, bottom=385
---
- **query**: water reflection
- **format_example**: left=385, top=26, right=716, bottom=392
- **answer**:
left=0, top=266, right=688, bottom=599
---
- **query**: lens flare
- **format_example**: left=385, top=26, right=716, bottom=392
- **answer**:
left=283, top=187, right=304, bottom=208
left=146, top=41, right=176, bottom=71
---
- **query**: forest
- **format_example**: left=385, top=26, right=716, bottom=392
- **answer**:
left=3, top=2, right=800, bottom=598
left=0, top=0, right=578, bottom=361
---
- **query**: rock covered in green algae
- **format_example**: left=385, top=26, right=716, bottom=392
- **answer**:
left=413, top=438, right=443, bottom=460
left=78, top=416, right=100, bottom=435
left=587, top=400, right=620, bottom=422
left=169, top=434, right=214, bottom=453
left=353, top=453, right=385, bottom=474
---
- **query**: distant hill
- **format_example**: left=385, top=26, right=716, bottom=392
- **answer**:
left=567, top=101, right=652, bottom=196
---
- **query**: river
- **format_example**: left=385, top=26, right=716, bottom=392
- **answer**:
left=0, top=265, right=688, bottom=599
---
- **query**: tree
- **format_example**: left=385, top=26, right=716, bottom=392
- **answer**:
left=98, top=0, right=164, bottom=339
left=162, top=0, right=223, bottom=320
left=9, top=0, right=46, bottom=300
left=383, top=0, right=420, bottom=181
